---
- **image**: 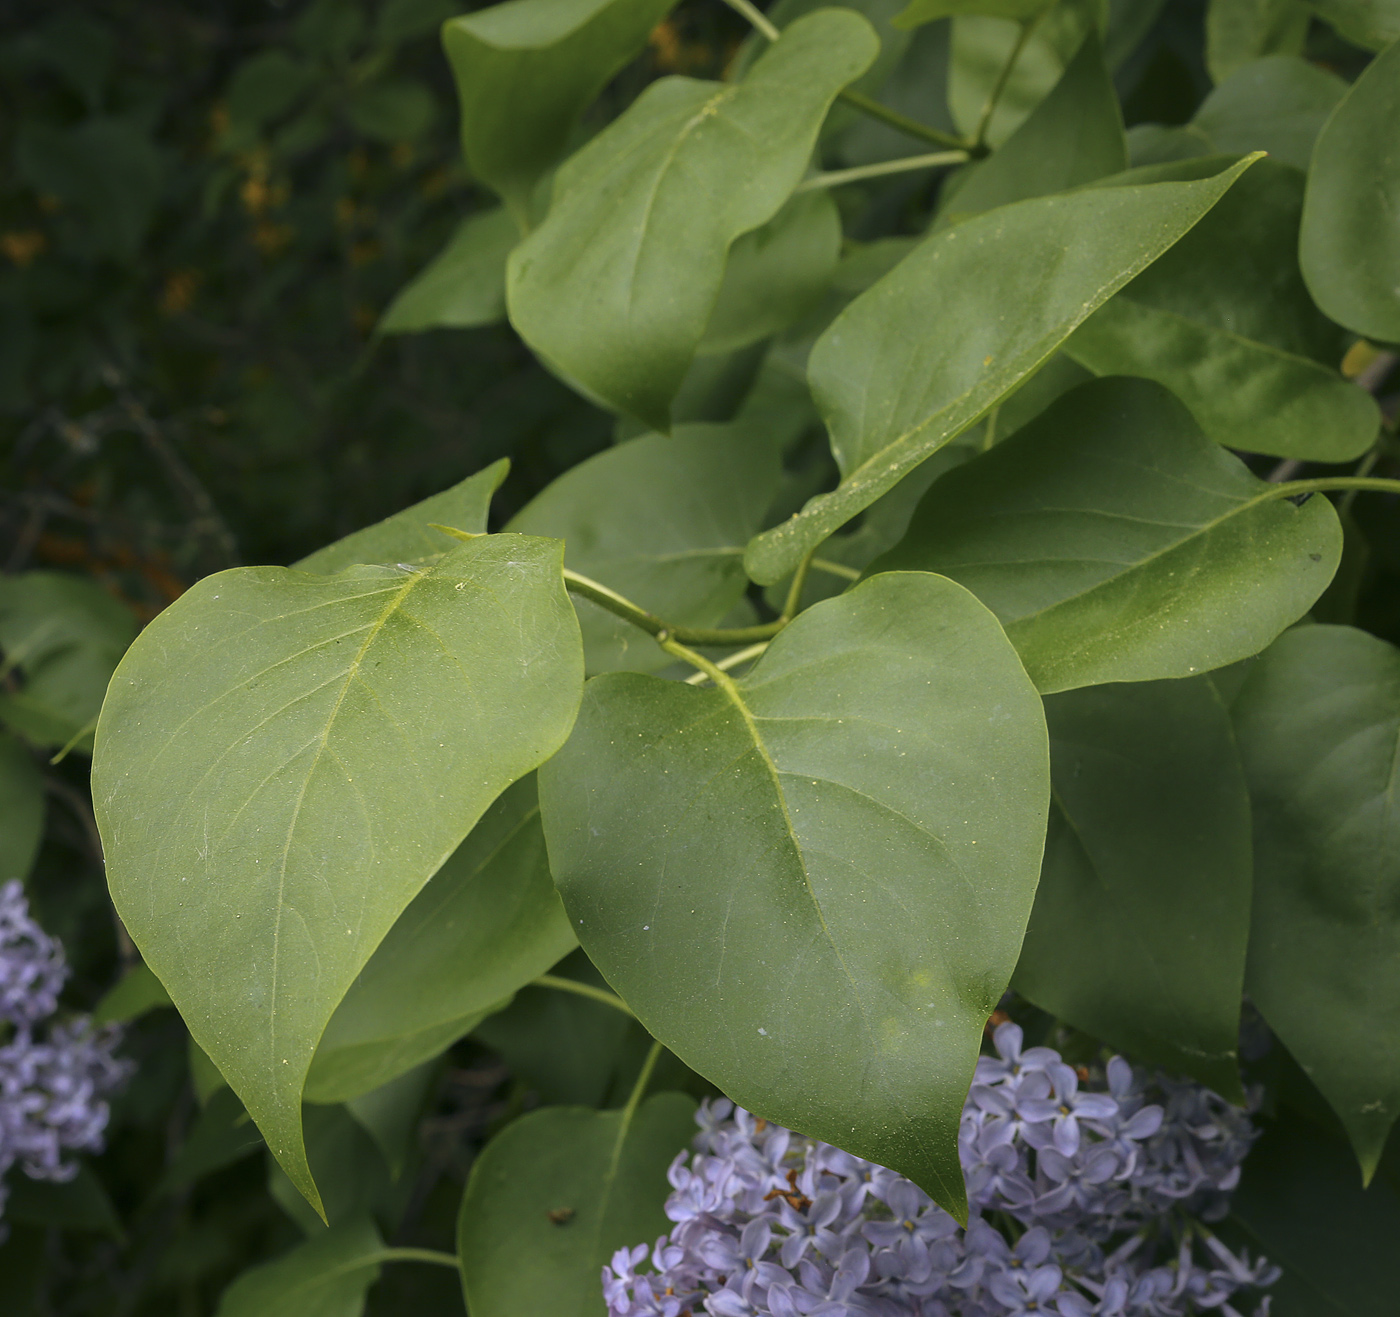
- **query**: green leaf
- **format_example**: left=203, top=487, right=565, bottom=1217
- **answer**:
left=1192, top=55, right=1347, bottom=171
left=507, top=425, right=781, bottom=673
left=190, top=1037, right=228, bottom=1105
left=539, top=572, right=1049, bottom=1216
left=442, top=0, right=678, bottom=222
left=744, top=155, right=1258, bottom=585
left=1304, top=0, right=1400, bottom=48
left=305, top=774, right=573, bottom=1103
left=869, top=377, right=1341, bottom=691
left=214, top=1217, right=383, bottom=1317
left=699, top=191, right=842, bottom=356
left=267, top=1106, right=393, bottom=1235
left=1205, top=0, right=1310, bottom=84
left=506, top=9, right=879, bottom=430
left=226, top=50, right=315, bottom=134
left=1014, top=677, right=1252, bottom=1099
left=1229, top=1116, right=1400, bottom=1315
left=946, top=2, right=1104, bottom=146
left=1066, top=157, right=1377, bottom=462
left=1300, top=36, right=1400, bottom=343
left=92, top=534, right=584, bottom=1213
left=378, top=208, right=516, bottom=334
left=345, top=1062, right=437, bottom=1178
left=938, top=30, right=1126, bottom=222
left=159, top=1086, right=265, bottom=1194
left=0, top=732, right=43, bottom=884
left=895, top=0, right=1052, bottom=29
left=91, top=961, right=172, bottom=1026
left=1231, top=624, right=1400, bottom=1179
left=457, top=1093, right=698, bottom=1317
left=294, top=459, right=508, bottom=574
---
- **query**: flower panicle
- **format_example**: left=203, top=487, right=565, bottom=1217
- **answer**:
left=604, top=1022, right=1278, bottom=1317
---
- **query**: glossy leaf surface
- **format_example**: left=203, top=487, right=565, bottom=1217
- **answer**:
left=745, top=156, right=1255, bottom=585
left=442, top=0, right=676, bottom=221
left=93, top=534, right=583, bottom=1210
left=1067, top=158, right=1377, bottom=462
left=507, top=9, right=878, bottom=430
left=457, top=1093, right=697, bottom=1317
left=294, top=458, right=508, bottom=573
left=508, top=426, right=781, bottom=672
left=305, top=774, right=572, bottom=1102
left=938, top=30, right=1125, bottom=222
left=1300, top=36, right=1400, bottom=343
left=867, top=377, right=1341, bottom=692
left=0, top=732, right=43, bottom=883
left=1015, top=677, right=1251, bottom=1098
left=1232, top=625, right=1400, bottom=1178
left=540, top=572, right=1049, bottom=1215
left=377, top=207, right=515, bottom=333
left=214, top=1216, right=383, bottom=1317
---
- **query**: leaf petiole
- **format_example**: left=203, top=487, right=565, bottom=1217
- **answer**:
left=562, top=567, right=786, bottom=646
left=364, top=1247, right=461, bottom=1270
left=533, top=973, right=638, bottom=1019
left=795, top=151, right=969, bottom=194
left=973, top=11, right=1044, bottom=150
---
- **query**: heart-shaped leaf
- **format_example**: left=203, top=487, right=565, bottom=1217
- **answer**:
left=867, top=377, right=1341, bottom=692
left=1015, top=677, right=1252, bottom=1099
left=305, top=774, right=573, bottom=1102
left=442, top=0, right=677, bottom=222
left=539, top=571, right=1049, bottom=1216
left=1300, top=34, right=1400, bottom=343
left=506, top=8, right=879, bottom=430
left=1067, top=157, right=1378, bottom=462
left=744, top=155, right=1257, bottom=585
left=457, top=1093, right=698, bottom=1317
left=1231, top=624, right=1400, bottom=1179
left=92, top=534, right=583, bottom=1212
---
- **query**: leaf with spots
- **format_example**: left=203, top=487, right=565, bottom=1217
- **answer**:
left=538, top=571, right=1049, bottom=1218
left=92, top=533, right=584, bottom=1213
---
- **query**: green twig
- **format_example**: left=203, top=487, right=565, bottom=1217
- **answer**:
left=683, top=640, right=770, bottom=684
left=781, top=546, right=818, bottom=621
left=533, top=974, right=638, bottom=1019
left=837, top=89, right=976, bottom=154
left=366, top=1248, right=461, bottom=1270
left=563, top=567, right=785, bottom=647
left=811, top=558, right=860, bottom=582
left=620, top=1039, right=666, bottom=1130
left=795, top=150, right=968, bottom=194
left=1271, top=476, right=1400, bottom=502
left=720, top=0, right=779, bottom=40
left=973, top=13, right=1042, bottom=149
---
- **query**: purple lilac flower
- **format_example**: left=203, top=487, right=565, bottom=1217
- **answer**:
left=605, top=1023, right=1278, bottom=1317
left=0, top=881, right=133, bottom=1235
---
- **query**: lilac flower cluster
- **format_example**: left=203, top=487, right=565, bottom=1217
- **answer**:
left=0, top=881, right=132, bottom=1228
left=606, top=1023, right=1277, bottom=1317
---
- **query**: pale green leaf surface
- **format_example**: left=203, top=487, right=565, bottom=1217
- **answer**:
left=1300, top=36, right=1400, bottom=343
left=1015, top=677, right=1251, bottom=1098
left=745, top=156, right=1256, bottom=585
left=305, top=775, right=572, bottom=1103
left=539, top=572, right=1049, bottom=1216
left=377, top=207, right=516, bottom=334
left=0, top=733, right=43, bottom=884
left=1205, top=0, right=1310, bottom=83
left=508, top=426, right=781, bottom=672
left=92, top=535, right=584, bottom=1212
left=938, top=30, right=1126, bottom=222
left=294, top=459, right=508, bottom=575
left=457, top=1094, right=697, bottom=1317
left=947, top=3, right=1104, bottom=146
left=1066, top=158, right=1377, bottom=461
left=215, top=1216, right=383, bottom=1317
left=1304, top=0, right=1400, bottom=47
left=506, top=9, right=879, bottom=430
left=866, top=377, right=1341, bottom=691
left=699, top=191, right=842, bottom=356
left=1193, top=55, right=1347, bottom=170
left=1231, top=625, right=1400, bottom=1178
left=442, top=0, right=677, bottom=221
